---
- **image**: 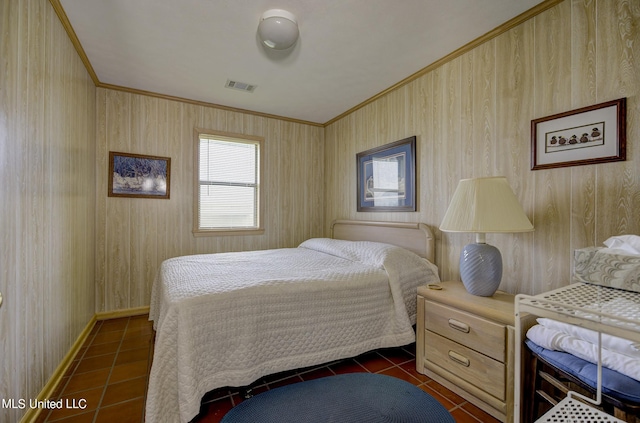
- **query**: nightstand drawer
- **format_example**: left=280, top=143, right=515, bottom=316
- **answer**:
left=424, top=330, right=505, bottom=400
left=425, top=300, right=505, bottom=361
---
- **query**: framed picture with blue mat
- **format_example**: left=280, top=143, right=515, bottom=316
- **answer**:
left=221, top=373, right=454, bottom=423
left=356, top=136, right=416, bottom=212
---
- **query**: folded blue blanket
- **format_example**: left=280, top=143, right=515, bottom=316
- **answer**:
left=526, top=339, right=640, bottom=404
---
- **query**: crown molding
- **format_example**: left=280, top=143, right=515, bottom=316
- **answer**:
left=50, top=0, right=564, bottom=129
left=324, top=0, right=565, bottom=127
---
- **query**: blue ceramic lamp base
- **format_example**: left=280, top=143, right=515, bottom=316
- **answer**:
left=459, top=242, right=503, bottom=297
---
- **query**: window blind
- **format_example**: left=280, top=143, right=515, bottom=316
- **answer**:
left=198, top=137, right=259, bottom=229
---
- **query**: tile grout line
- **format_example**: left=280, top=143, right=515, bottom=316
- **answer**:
left=43, top=321, right=103, bottom=423
left=90, top=317, right=130, bottom=423
left=448, top=402, right=488, bottom=423
left=141, top=329, right=155, bottom=422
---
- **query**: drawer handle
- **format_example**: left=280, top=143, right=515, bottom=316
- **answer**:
left=448, top=318, right=470, bottom=333
left=448, top=350, right=470, bottom=367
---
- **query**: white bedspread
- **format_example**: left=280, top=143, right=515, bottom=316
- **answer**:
left=145, top=238, right=440, bottom=423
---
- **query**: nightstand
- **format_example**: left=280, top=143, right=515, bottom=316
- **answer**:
left=416, top=281, right=515, bottom=422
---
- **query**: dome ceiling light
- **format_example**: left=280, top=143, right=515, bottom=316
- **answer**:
left=258, top=9, right=299, bottom=50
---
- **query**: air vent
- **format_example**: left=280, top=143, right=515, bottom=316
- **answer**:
left=225, top=79, right=257, bottom=93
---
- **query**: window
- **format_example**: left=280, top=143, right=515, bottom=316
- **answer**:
left=194, top=130, right=264, bottom=235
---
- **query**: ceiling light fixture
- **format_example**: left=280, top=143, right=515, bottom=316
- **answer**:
left=258, top=9, right=299, bottom=50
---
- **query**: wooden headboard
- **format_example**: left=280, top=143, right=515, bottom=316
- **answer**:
left=331, top=220, right=435, bottom=262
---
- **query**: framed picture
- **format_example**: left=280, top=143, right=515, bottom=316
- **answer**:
left=108, top=151, right=171, bottom=199
left=531, top=98, right=626, bottom=170
left=356, top=136, right=416, bottom=212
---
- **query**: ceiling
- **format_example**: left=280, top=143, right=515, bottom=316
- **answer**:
left=58, top=0, right=547, bottom=125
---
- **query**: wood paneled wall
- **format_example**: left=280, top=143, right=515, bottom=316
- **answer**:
left=324, top=0, right=640, bottom=295
left=2, top=1, right=638, bottom=417
left=0, top=1, right=97, bottom=421
left=95, top=90, right=324, bottom=312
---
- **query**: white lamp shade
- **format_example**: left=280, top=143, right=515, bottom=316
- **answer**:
left=258, top=9, right=299, bottom=50
left=439, top=176, right=534, bottom=233
left=441, top=176, right=533, bottom=296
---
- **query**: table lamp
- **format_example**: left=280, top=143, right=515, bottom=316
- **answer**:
left=439, top=177, right=534, bottom=296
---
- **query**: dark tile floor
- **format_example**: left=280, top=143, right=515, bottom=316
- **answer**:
left=37, top=315, right=501, bottom=423
left=35, top=315, right=153, bottom=423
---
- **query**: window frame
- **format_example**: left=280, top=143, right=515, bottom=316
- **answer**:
left=193, top=129, right=265, bottom=237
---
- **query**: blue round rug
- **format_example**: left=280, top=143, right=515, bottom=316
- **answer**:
left=220, top=373, right=455, bottom=423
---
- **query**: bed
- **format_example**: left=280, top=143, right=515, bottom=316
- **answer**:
left=145, top=220, right=439, bottom=423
